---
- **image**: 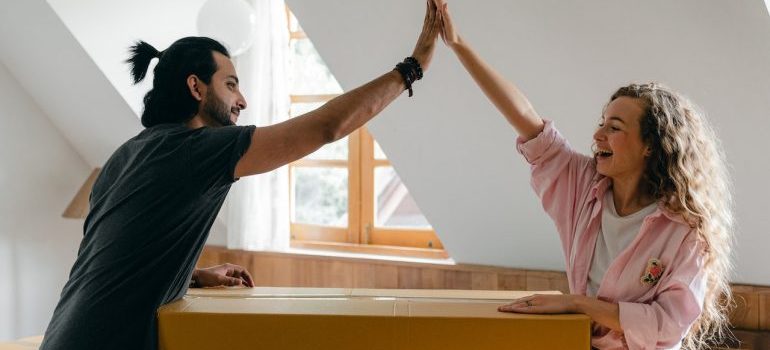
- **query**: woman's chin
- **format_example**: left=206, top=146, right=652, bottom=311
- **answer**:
left=595, top=165, right=610, bottom=177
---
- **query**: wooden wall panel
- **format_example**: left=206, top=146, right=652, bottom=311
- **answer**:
left=733, top=285, right=761, bottom=330
left=759, top=291, right=770, bottom=331
left=470, top=272, right=498, bottom=290
left=496, top=271, right=527, bottom=291
left=197, top=246, right=770, bottom=333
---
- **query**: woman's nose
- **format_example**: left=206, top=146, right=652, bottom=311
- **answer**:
left=593, top=128, right=604, bottom=141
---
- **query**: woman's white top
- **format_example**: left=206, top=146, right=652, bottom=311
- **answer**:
left=586, top=190, right=658, bottom=297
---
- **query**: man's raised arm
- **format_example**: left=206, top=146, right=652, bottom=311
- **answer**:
left=235, top=1, right=441, bottom=177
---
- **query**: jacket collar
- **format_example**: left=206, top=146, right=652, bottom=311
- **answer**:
left=588, top=176, right=690, bottom=226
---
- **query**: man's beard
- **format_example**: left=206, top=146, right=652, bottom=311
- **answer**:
left=202, top=90, right=235, bottom=126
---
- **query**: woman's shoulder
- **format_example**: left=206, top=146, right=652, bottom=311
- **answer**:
left=653, top=207, right=707, bottom=257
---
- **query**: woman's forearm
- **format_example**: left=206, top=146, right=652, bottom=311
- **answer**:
left=574, top=295, right=622, bottom=331
left=450, top=38, right=544, bottom=140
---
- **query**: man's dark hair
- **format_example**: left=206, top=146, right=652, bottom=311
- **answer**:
left=125, top=37, right=230, bottom=127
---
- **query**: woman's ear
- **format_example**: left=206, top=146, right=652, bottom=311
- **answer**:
left=186, top=75, right=203, bottom=101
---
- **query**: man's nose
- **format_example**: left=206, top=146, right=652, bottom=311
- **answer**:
left=237, top=92, right=247, bottom=110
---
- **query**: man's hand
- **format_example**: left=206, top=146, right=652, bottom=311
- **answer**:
left=191, top=263, right=255, bottom=288
left=411, top=0, right=442, bottom=71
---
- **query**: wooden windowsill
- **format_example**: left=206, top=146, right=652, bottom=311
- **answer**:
left=290, top=240, right=450, bottom=262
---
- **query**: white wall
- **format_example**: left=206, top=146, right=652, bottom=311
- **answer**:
left=0, top=1, right=229, bottom=339
left=47, top=0, right=208, bottom=117
left=0, top=0, right=142, bottom=168
left=0, top=61, right=90, bottom=341
left=8, top=0, right=770, bottom=292
left=287, top=0, right=770, bottom=285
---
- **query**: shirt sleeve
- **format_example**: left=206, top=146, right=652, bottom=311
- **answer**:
left=618, top=234, right=708, bottom=350
left=515, top=120, right=597, bottom=250
left=187, top=125, right=256, bottom=192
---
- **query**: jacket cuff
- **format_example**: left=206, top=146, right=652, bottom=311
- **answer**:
left=618, top=301, right=657, bottom=350
left=515, top=120, right=558, bottom=164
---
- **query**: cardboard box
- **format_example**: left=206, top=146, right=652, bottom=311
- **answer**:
left=158, top=287, right=590, bottom=350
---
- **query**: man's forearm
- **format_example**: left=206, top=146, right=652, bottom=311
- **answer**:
left=316, top=70, right=406, bottom=142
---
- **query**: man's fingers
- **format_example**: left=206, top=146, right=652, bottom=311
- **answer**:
left=426, top=2, right=436, bottom=29
left=228, top=266, right=254, bottom=287
left=222, top=276, right=243, bottom=286
left=239, top=268, right=255, bottom=287
left=425, top=3, right=439, bottom=42
left=431, top=5, right=441, bottom=33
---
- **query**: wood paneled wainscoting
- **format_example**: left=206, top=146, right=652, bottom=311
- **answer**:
left=197, top=246, right=770, bottom=348
left=196, top=245, right=570, bottom=293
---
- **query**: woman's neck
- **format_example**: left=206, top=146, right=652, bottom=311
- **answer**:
left=610, top=175, right=656, bottom=216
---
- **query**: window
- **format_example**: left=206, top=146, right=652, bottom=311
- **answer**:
left=285, top=8, right=446, bottom=259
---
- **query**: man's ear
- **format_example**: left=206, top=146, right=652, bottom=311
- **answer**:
left=186, top=75, right=204, bottom=101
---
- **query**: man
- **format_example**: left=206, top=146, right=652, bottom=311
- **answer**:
left=40, top=2, right=440, bottom=349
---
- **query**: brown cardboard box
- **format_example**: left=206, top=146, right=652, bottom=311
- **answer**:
left=158, top=287, right=590, bottom=350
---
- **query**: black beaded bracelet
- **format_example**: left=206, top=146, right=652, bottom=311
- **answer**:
left=393, top=56, right=423, bottom=97
left=404, top=57, right=423, bottom=80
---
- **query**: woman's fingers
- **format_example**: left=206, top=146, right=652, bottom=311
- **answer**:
left=498, top=303, right=527, bottom=312
left=441, top=3, right=456, bottom=43
left=498, top=295, right=537, bottom=312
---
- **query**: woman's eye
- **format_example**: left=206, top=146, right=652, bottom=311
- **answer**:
left=610, top=126, right=620, bottom=131
left=598, top=123, right=604, bottom=128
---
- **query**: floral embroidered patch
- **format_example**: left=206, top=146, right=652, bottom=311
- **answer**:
left=641, top=258, right=665, bottom=286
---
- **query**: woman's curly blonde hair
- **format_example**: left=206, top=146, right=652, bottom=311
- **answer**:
left=610, top=83, right=734, bottom=349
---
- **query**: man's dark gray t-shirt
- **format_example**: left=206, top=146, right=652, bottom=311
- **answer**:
left=40, top=123, right=255, bottom=349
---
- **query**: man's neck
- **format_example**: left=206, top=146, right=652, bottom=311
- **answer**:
left=186, top=114, right=216, bottom=129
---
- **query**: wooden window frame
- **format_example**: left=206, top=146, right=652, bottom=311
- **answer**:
left=286, top=7, right=446, bottom=259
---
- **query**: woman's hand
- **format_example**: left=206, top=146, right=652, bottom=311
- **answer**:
left=438, top=2, right=462, bottom=48
left=192, top=263, right=255, bottom=288
left=411, top=0, right=442, bottom=72
left=498, top=294, right=580, bottom=314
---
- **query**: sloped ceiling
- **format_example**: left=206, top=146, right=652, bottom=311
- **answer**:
left=2, top=0, right=770, bottom=285
left=0, top=0, right=141, bottom=167
left=286, top=0, right=770, bottom=285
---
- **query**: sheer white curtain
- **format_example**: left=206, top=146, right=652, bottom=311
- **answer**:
left=226, top=0, right=290, bottom=251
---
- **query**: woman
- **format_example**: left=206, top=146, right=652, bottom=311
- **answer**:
left=436, top=2, right=733, bottom=349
